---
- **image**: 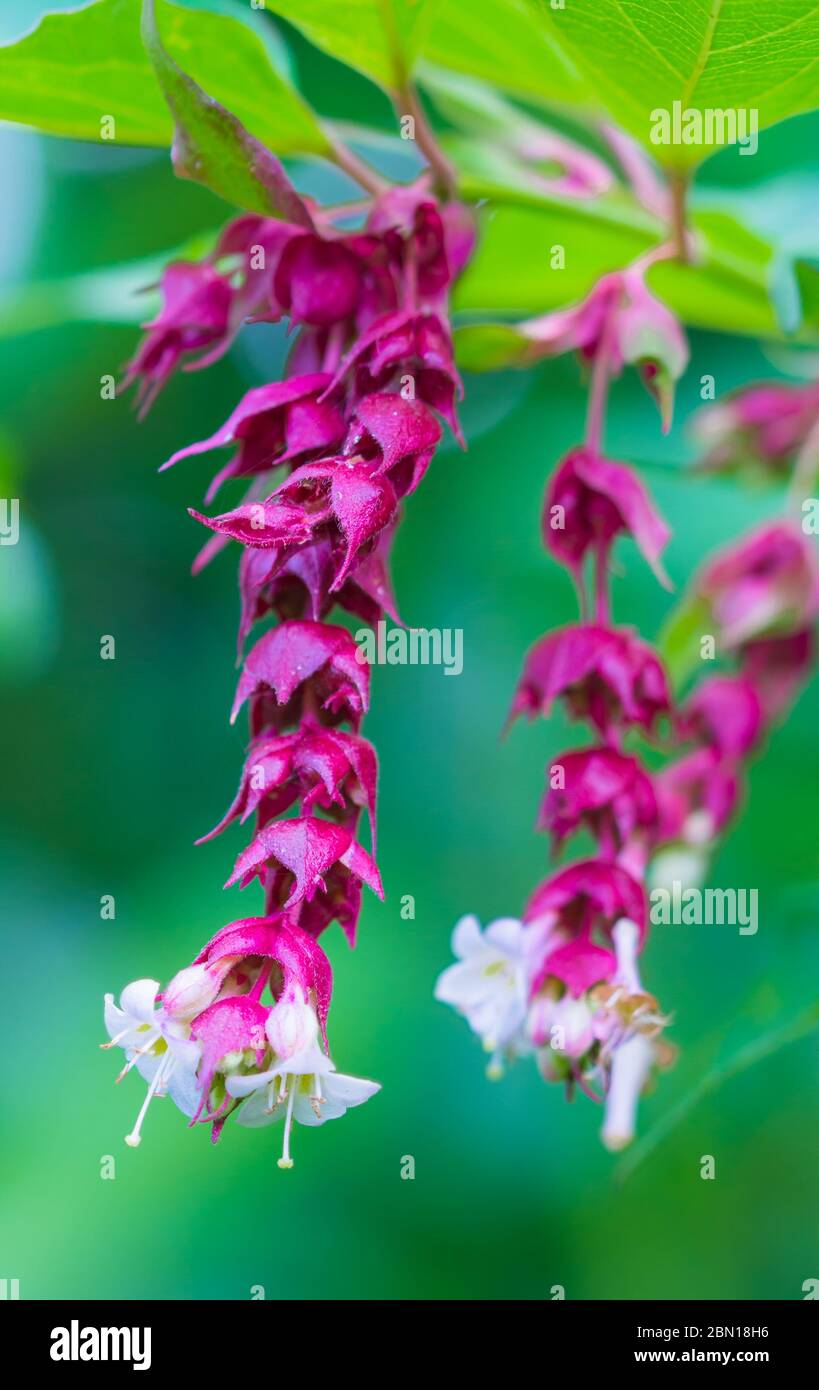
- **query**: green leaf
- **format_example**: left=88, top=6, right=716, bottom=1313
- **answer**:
left=656, top=591, right=713, bottom=692
left=531, top=0, right=819, bottom=168
left=424, top=0, right=585, bottom=105
left=0, top=0, right=329, bottom=156
left=266, top=0, right=586, bottom=102
left=261, top=0, right=435, bottom=90
left=141, top=0, right=315, bottom=219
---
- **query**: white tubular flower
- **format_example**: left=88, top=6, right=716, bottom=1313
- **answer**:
left=102, top=978, right=202, bottom=1147
left=226, top=1044, right=379, bottom=1169
left=434, top=915, right=528, bottom=1073
left=601, top=1032, right=654, bottom=1151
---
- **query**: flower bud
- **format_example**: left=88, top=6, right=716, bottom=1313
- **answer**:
left=601, top=1033, right=653, bottom=1151
left=163, top=962, right=229, bottom=1022
left=265, top=983, right=319, bottom=1061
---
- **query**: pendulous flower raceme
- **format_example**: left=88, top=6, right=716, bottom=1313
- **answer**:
left=435, top=247, right=818, bottom=1150
left=437, top=249, right=685, bottom=1148
left=94, top=5, right=818, bottom=1168
left=103, top=114, right=474, bottom=1165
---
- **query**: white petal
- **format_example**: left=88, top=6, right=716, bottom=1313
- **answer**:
left=166, top=1034, right=201, bottom=1073
left=555, top=998, right=595, bottom=1057
left=451, top=914, right=483, bottom=958
left=167, top=1065, right=204, bottom=1119
left=612, top=918, right=642, bottom=993
left=119, top=978, right=161, bottom=1023
left=484, top=917, right=524, bottom=954
left=324, top=1072, right=381, bottom=1109
left=236, top=1086, right=284, bottom=1128
left=434, top=960, right=490, bottom=1009
left=292, top=1091, right=334, bottom=1127
left=277, top=1043, right=334, bottom=1078
left=133, top=1051, right=163, bottom=1086
left=226, top=1067, right=279, bottom=1098
left=104, top=994, right=128, bottom=1040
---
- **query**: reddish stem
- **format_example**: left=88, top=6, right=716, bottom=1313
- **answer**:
left=594, top=542, right=611, bottom=625
left=399, top=85, right=457, bottom=197
left=584, top=316, right=616, bottom=455
left=328, top=134, right=389, bottom=197
left=668, top=170, right=690, bottom=264
left=249, top=960, right=272, bottom=1003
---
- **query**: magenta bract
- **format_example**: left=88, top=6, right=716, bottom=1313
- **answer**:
left=539, top=746, right=658, bottom=856
left=510, top=623, right=671, bottom=741
left=524, top=858, right=647, bottom=945
left=545, top=447, right=672, bottom=592
left=231, top=620, right=370, bottom=728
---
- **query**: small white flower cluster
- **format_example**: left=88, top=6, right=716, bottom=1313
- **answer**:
left=435, top=914, right=670, bottom=1150
left=103, top=969, right=378, bottom=1167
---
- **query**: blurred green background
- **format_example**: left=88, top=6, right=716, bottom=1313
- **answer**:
left=1, top=0, right=817, bottom=1301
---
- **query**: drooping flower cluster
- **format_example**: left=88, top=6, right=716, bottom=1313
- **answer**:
left=693, top=378, right=819, bottom=480
left=651, top=520, right=818, bottom=893
left=652, top=375, right=819, bottom=888
left=436, top=264, right=819, bottom=1148
left=437, top=254, right=684, bottom=1148
left=104, top=166, right=474, bottom=1165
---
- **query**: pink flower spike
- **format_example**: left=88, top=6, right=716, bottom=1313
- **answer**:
left=160, top=374, right=346, bottom=501
left=741, top=627, right=814, bottom=721
left=545, top=447, right=672, bottom=591
left=230, top=620, right=370, bottom=726
left=225, top=815, right=383, bottom=906
left=617, top=267, right=689, bottom=431
left=694, top=379, right=819, bottom=475
left=274, top=456, right=398, bottom=588
left=697, top=521, right=819, bottom=648
left=198, top=723, right=378, bottom=847
left=236, top=529, right=401, bottom=653
left=539, top=746, right=658, bottom=856
left=519, top=267, right=688, bottom=429
left=524, top=858, right=647, bottom=945
left=324, top=308, right=464, bottom=444
left=677, top=675, right=764, bottom=759
left=273, top=234, right=364, bottom=327
left=509, top=623, right=671, bottom=742
left=532, top=937, right=618, bottom=1000
left=121, top=261, right=234, bottom=415
left=519, top=277, right=620, bottom=360
left=348, top=391, right=443, bottom=490
left=194, top=916, right=333, bottom=1042
left=654, top=746, right=741, bottom=845
left=189, top=498, right=314, bottom=550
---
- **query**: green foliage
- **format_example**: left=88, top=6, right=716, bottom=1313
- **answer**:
left=657, top=591, right=713, bottom=691
left=264, top=0, right=585, bottom=101
left=531, top=0, right=819, bottom=167
left=455, top=201, right=819, bottom=350
left=0, top=0, right=329, bottom=155
left=261, top=0, right=434, bottom=90
left=140, top=0, right=319, bottom=217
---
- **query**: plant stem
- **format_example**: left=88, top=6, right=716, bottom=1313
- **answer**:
left=616, top=1000, right=819, bottom=1182
left=327, top=134, right=389, bottom=197
left=399, top=85, right=457, bottom=197
left=594, top=542, right=611, bottom=624
left=668, top=170, right=690, bottom=263
left=585, top=316, right=615, bottom=454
